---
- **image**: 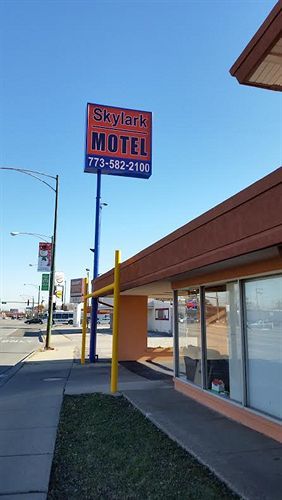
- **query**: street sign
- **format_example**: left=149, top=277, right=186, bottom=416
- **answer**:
left=84, top=103, right=152, bottom=179
left=41, top=274, right=50, bottom=291
left=38, top=242, right=52, bottom=272
left=70, top=278, right=85, bottom=304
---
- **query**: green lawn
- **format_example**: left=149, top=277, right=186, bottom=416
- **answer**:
left=48, top=394, right=238, bottom=500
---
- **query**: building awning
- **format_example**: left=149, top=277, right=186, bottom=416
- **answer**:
left=94, top=168, right=282, bottom=297
left=230, top=0, right=282, bottom=91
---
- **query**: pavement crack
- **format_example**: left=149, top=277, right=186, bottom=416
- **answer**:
left=0, top=452, right=52, bottom=458
left=0, top=490, right=47, bottom=496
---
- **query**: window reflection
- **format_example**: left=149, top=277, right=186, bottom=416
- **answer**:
left=204, top=283, right=242, bottom=402
left=176, top=274, right=281, bottom=421
left=205, top=286, right=230, bottom=397
left=178, top=290, right=201, bottom=386
left=245, top=275, right=282, bottom=420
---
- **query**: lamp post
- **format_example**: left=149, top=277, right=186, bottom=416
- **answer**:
left=62, top=280, right=67, bottom=308
left=10, top=232, right=50, bottom=243
left=11, top=230, right=54, bottom=346
left=24, top=283, right=41, bottom=317
left=20, top=294, right=34, bottom=316
left=2, top=167, right=59, bottom=349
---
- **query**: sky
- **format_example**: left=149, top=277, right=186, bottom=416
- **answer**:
left=0, top=0, right=281, bottom=310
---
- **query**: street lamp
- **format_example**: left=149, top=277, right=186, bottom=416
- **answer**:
left=24, top=283, right=41, bottom=317
left=10, top=232, right=50, bottom=243
left=11, top=230, right=53, bottom=336
left=2, top=166, right=59, bottom=350
left=21, top=293, right=34, bottom=315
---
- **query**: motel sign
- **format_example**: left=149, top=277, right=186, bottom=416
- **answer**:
left=84, top=103, right=152, bottom=179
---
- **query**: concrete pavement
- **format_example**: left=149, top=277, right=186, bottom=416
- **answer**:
left=0, top=329, right=281, bottom=499
left=0, top=319, right=42, bottom=377
left=122, top=386, right=282, bottom=500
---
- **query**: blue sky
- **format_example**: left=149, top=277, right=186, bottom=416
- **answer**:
left=0, top=0, right=281, bottom=309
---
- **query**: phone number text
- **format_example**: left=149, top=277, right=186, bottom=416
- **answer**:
left=87, top=156, right=151, bottom=174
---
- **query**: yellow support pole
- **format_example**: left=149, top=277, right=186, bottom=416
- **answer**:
left=84, top=282, right=114, bottom=300
left=111, top=250, right=120, bottom=393
left=81, top=277, right=88, bottom=365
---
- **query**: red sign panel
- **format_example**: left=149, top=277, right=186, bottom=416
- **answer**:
left=37, top=242, right=52, bottom=272
left=84, top=103, right=152, bottom=178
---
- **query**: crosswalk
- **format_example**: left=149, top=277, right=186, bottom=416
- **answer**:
left=1, top=338, right=34, bottom=344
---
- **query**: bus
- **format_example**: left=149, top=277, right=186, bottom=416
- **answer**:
left=42, top=310, right=73, bottom=325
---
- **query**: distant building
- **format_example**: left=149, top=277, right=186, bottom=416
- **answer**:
left=147, top=300, right=173, bottom=335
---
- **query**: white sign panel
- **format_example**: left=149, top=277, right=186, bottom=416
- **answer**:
left=55, top=272, right=65, bottom=286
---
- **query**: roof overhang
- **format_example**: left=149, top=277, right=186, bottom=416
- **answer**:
left=230, top=0, right=282, bottom=91
left=94, top=168, right=282, bottom=298
left=116, top=245, right=281, bottom=298
left=95, top=245, right=282, bottom=301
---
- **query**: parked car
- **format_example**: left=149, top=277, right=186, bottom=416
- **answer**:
left=97, top=315, right=110, bottom=325
left=24, top=318, right=43, bottom=325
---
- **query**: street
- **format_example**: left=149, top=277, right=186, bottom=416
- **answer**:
left=0, top=317, right=174, bottom=377
left=0, top=318, right=41, bottom=376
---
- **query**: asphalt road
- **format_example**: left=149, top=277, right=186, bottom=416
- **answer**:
left=0, top=318, right=42, bottom=376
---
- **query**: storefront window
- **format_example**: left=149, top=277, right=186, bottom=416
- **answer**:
left=227, top=283, right=242, bottom=403
left=176, top=274, right=281, bottom=421
left=245, top=275, right=282, bottom=420
left=177, top=290, right=201, bottom=385
left=204, top=283, right=242, bottom=402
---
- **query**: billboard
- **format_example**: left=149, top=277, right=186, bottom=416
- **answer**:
left=70, top=278, right=85, bottom=304
left=37, top=242, right=52, bottom=272
left=84, top=103, right=152, bottom=179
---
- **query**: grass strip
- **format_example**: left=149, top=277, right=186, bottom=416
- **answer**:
left=48, top=394, right=238, bottom=500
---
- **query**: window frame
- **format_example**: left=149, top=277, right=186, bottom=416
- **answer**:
left=175, top=272, right=282, bottom=421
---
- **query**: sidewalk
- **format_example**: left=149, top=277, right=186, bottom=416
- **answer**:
left=0, top=332, right=74, bottom=499
left=0, top=331, right=281, bottom=499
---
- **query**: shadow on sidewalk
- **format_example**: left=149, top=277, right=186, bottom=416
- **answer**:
left=22, top=330, right=44, bottom=343
left=120, top=361, right=173, bottom=381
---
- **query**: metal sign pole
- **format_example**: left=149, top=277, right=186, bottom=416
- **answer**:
left=45, top=174, right=59, bottom=349
left=84, top=104, right=152, bottom=362
left=89, top=169, right=102, bottom=362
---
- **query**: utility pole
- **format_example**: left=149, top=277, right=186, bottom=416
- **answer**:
left=45, top=174, right=59, bottom=349
left=37, top=285, right=41, bottom=317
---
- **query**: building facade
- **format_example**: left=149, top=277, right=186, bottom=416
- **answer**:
left=93, top=2, right=282, bottom=441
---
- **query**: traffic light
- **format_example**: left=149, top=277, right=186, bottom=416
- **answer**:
left=27, top=300, right=30, bottom=306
